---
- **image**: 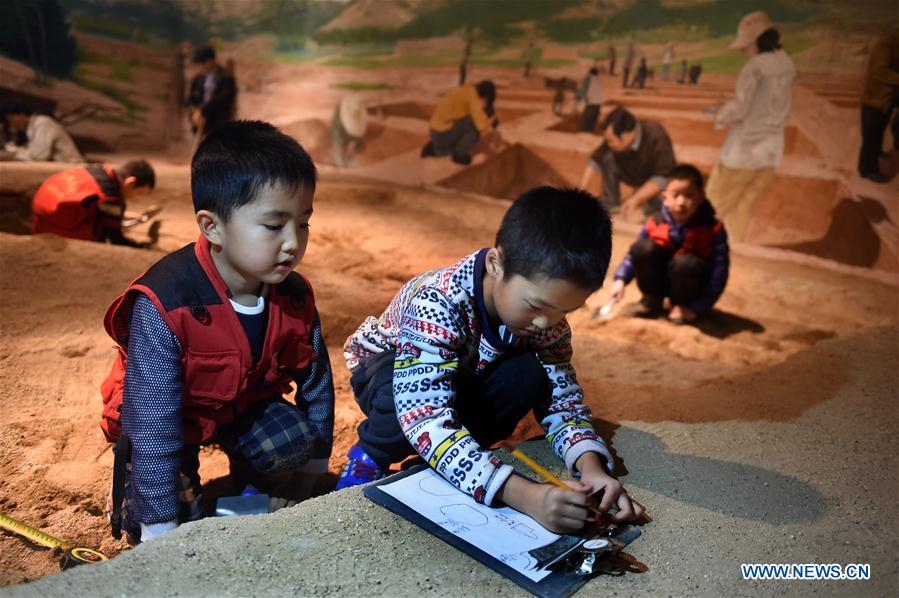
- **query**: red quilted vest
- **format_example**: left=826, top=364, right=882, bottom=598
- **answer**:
left=100, top=236, right=316, bottom=444
left=645, top=212, right=722, bottom=260
left=32, top=164, right=123, bottom=241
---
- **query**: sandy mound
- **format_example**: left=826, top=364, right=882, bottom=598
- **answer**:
left=0, top=162, right=896, bottom=590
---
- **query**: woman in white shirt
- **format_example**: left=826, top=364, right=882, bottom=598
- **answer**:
left=705, top=12, right=795, bottom=241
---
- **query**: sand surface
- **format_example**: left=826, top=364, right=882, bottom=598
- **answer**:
left=1, top=161, right=897, bottom=595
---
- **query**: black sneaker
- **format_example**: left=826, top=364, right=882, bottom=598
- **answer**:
left=861, top=171, right=889, bottom=184
left=420, top=142, right=436, bottom=158
left=628, top=296, right=664, bottom=319
left=452, top=152, right=472, bottom=166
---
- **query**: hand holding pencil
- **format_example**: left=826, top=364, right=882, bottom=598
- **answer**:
left=502, top=444, right=647, bottom=527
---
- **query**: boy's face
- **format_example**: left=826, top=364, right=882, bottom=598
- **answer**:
left=663, top=177, right=704, bottom=224
left=485, top=249, right=593, bottom=338
left=199, top=182, right=313, bottom=299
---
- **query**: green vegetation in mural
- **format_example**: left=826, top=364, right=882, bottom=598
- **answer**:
left=332, top=81, right=392, bottom=90
left=61, top=0, right=202, bottom=44
left=0, top=0, right=78, bottom=79
left=541, top=0, right=816, bottom=44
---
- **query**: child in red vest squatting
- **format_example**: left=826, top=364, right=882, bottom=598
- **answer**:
left=100, top=121, right=334, bottom=543
left=32, top=160, right=156, bottom=247
left=336, top=187, right=643, bottom=533
left=609, top=163, right=729, bottom=323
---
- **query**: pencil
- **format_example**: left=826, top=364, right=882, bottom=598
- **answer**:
left=503, top=445, right=601, bottom=514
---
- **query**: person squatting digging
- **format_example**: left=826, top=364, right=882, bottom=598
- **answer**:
left=330, top=95, right=368, bottom=168
left=0, top=100, right=85, bottom=163
left=580, top=106, right=677, bottom=221
left=608, top=164, right=729, bottom=324
left=32, top=160, right=159, bottom=248
left=421, top=80, right=501, bottom=166
left=335, top=186, right=644, bottom=533
left=100, top=121, right=334, bottom=543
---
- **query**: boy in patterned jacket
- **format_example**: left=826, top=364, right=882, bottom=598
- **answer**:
left=337, top=186, right=643, bottom=533
left=100, top=121, right=334, bottom=543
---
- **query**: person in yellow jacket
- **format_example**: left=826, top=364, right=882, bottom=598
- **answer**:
left=421, top=80, right=499, bottom=165
left=857, top=28, right=899, bottom=184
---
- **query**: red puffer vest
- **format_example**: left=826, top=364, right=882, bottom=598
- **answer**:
left=32, top=164, right=123, bottom=241
left=100, top=236, right=316, bottom=445
left=645, top=212, right=722, bottom=260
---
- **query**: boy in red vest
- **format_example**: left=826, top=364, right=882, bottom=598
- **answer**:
left=608, top=164, right=729, bottom=323
left=32, top=160, right=156, bottom=247
left=100, top=121, right=334, bottom=543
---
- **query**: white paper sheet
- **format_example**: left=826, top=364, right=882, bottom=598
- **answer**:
left=378, top=468, right=561, bottom=582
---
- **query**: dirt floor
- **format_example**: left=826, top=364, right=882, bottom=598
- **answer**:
left=1, top=42, right=898, bottom=595
left=1, top=159, right=897, bottom=595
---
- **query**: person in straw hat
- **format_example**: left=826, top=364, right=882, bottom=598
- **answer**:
left=331, top=95, right=368, bottom=168
left=704, top=11, right=795, bottom=242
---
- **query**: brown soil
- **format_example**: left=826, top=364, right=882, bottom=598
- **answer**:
left=0, top=162, right=896, bottom=589
left=436, top=143, right=569, bottom=199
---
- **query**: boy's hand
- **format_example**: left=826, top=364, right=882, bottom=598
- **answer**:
left=498, top=475, right=592, bottom=534
left=610, top=279, right=626, bottom=302
left=576, top=452, right=644, bottom=523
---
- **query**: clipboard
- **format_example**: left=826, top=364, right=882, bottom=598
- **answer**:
left=363, top=464, right=592, bottom=598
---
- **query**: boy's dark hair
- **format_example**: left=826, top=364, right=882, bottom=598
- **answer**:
left=599, top=106, right=637, bottom=136
left=193, top=45, right=216, bottom=64
left=668, top=163, right=705, bottom=194
left=191, top=120, right=317, bottom=222
left=0, top=100, right=33, bottom=119
left=756, top=28, right=782, bottom=53
left=119, top=160, right=155, bottom=189
left=589, top=67, right=599, bottom=76
left=495, top=186, right=612, bottom=291
left=475, top=80, right=496, bottom=110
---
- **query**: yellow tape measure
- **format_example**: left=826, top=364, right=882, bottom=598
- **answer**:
left=0, top=512, right=108, bottom=569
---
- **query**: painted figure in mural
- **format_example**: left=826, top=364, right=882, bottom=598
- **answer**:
left=335, top=186, right=644, bottom=532
left=459, top=33, right=473, bottom=85
left=688, top=63, right=702, bottom=85
left=705, top=11, right=795, bottom=242
left=608, top=44, right=617, bottom=76
left=661, top=42, right=675, bottom=80
left=31, top=160, right=159, bottom=248
left=622, top=40, right=636, bottom=88
left=331, top=95, right=368, bottom=168
left=187, top=45, right=237, bottom=142
left=523, top=40, right=537, bottom=78
left=580, top=106, right=677, bottom=221
left=421, top=80, right=500, bottom=166
left=101, top=122, right=334, bottom=544
left=857, top=28, right=899, bottom=184
left=608, top=164, right=729, bottom=325
left=0, top=100, right=84, bottom=163
left=676, top=58, right=687, bottom=84
left=577, top=67, right=603, bottom=132
left=634, top=57, right=649, bottom=89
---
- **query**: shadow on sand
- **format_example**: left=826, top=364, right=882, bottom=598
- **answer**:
left=593, top=421, right=831, bottom=525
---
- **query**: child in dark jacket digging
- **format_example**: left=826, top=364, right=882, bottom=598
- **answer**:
left=609, top=163, right=729, bottom=323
